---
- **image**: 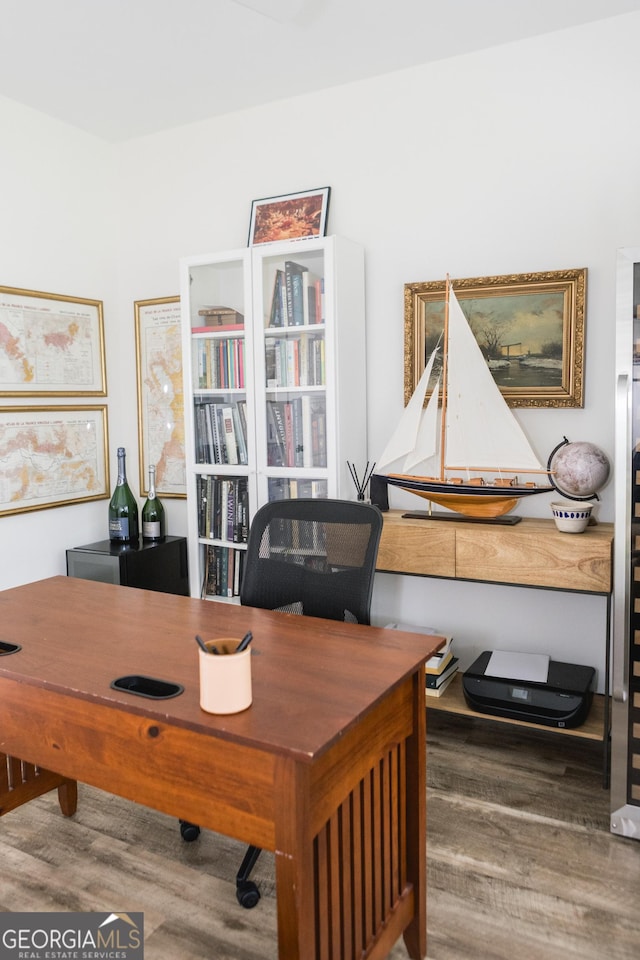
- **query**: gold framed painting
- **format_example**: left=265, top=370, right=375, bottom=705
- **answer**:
left=0, top=285, right=106, bottom=396
left=134, top=296, right=186, bottom=497
left=0, top=405, right=109, bottom=516
left=404, top=268, right=587, bottom=408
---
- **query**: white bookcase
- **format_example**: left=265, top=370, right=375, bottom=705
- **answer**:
left=180, top=235, right=366, bottom=601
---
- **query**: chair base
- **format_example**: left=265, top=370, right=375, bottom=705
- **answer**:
left=179, top=821, right=261, bottom=908
left=235, top=844, right=261, bottom=908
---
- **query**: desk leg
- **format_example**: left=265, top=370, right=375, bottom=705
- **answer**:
left=402, top=672, right=427, bottom=960
left=272, top=674, right=427, bottom=960
left=273, top=757, right=315, bottom=960
left=57, top=779, right=78, bottom=816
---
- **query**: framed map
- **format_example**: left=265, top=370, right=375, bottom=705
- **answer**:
left=0, top=285, right=106, bottom=396
left=0, top=405, right=109, bottom=516
left=134, top=297, right=186, bottom=497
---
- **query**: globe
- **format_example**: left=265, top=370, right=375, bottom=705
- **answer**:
left=548, top=440, right=611, bottom=500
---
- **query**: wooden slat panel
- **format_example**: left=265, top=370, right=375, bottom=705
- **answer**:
left=328, top=811, right=341, bottom=960
left=362, top=770, right=374, bottom=945
left=371, top=761, right=383, bottom=931
left=340, top=796, right=354, bottom=959
left=314, top=829, right=329, bottom=960
left=311, top=748, right=410, bottom=960
left=0, top=754, right=9, bottom=794
left=0, top=752, right=77, bottom=818
left=389, top=745, right=400, bottom=902
left=398, top=740, right=407, bottom=890
left=8, top=756, right=21, bottom=790
left=351, top=784, right=364, bottom=959
left=381, top=752, right=391, bottom=917
left=22, top=762, right=36, bottom=782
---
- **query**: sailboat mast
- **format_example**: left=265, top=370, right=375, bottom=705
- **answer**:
left=439, top=276, right=450, bottom=480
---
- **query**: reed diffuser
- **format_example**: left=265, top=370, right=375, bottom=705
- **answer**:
left=347, top=461, right=375, bottom=501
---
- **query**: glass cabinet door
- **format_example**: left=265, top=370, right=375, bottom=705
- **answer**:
left=253, top=241, right=331, bottom=502
left=181, top=251, right=255, bottom=600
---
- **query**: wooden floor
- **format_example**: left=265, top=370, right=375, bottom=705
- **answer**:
left=1, top=710, right=639, bottom=960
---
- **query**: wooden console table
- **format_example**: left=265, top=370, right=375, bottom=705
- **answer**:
left=376, top=511, right=614, bottom=774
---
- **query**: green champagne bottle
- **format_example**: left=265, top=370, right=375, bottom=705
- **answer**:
left=142, top=464, right=166, bottom=541
left=108, top=447, right=139, bottom=542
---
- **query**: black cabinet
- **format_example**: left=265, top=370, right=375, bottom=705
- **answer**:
left=66, top=536, right=189, bottom=596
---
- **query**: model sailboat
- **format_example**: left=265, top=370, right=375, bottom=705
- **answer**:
left=374, top=278, right=553, bottom=518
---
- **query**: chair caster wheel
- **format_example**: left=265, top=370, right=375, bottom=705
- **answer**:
left=179, top=820, right=201, bottom=842
left=236, top=879, right=260, bottom=909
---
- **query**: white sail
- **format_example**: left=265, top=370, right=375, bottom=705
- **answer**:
left=376, top=348, right=438, bottom=473
left=444, top=288, right=545, bottom=473
left=403, top=375, right=440, bottom=474
left=378, top=284, right=546, bottom=480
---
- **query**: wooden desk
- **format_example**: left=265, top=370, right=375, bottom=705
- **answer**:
left=0, top=576, right=440, bottom=960
left=376, top=512, right=614, bottom=776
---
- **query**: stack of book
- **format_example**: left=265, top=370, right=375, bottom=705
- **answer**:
left=425, top=637, right=458, bottom=698
left=268, top=262, right=323, bottom=327
left=193, top=305, right=244, bottom=332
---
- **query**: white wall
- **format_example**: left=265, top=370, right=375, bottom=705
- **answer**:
left=0, top=96, right=117, bottom=588
left=2, top=13, right=638, bottom=689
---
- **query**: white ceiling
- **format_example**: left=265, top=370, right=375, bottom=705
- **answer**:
left=2, top=0, right=640, bottom=142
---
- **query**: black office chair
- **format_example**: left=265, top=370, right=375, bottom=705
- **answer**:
left=180, top=497, right=383, bottom=908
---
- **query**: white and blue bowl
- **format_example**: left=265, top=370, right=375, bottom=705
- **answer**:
left=550, top=500, right=594, bottom=534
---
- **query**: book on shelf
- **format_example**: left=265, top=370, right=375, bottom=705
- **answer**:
left=193, top=337, right=245, bottom=389
left=192, top=323, right=245, bottom=333
left=265, top=338, right=277, bottom=384
left=264, top=332, right=325, bottom=388
left=286, top=338, right=300, bottom=387
left=267, top=477, right=329, bottom=501
left=265, top=395, right=326, bottom=469
left=268, top=270, right=285, bottom=328
left=267, top=401, right=288, bottom=466
left=196, top=305, right=244, bottom=327
left=284, top=401, right=295, bottom=466
left=425, top=669, right=457, bottom=698
left=214, top=406, right=228, bottom=464
left=284, top=260, right=308, bottom=326
left=424, top=635, right=454, bottom=671
left=301, top=394, right=313, bottom=468
left=203, top=544, right=245, bottom=599
left=197, top=476, right=249, bottom=543
left=194, top=399, right=248, bottom=466
left=425, top=656, right=459, bottom=690
left=222, top=406, right=239, bottom=465
left=233, top=402, right=248, bottom=465
left=302, top=269, right=322, bottom=325
left=424, top=649, right=454, bottom=675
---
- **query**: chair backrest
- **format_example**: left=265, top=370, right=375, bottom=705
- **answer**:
left=240, top=498, right=383, bottom=624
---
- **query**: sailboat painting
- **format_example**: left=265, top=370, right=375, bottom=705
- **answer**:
left=374, top=279, right=553, bottom=519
